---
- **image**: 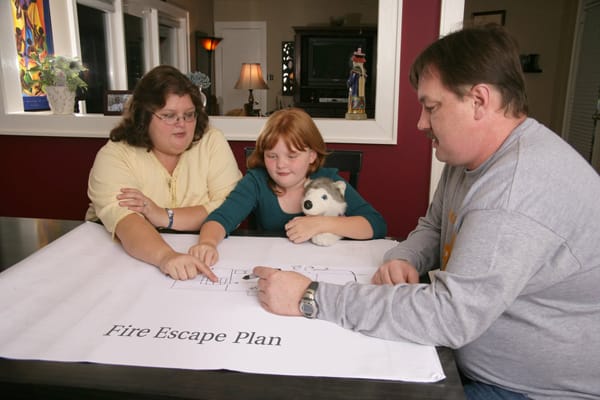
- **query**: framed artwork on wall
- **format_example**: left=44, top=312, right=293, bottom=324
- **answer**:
left=11, top=0, right=55, bottom=111
left=104, top=90, right=132, bottom=115
left=472, top=10, right=506, bottom=26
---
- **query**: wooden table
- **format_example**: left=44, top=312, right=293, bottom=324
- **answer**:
left=0, top=216, right=465, bottom=400
left=0, top=216, right=82, bottom=272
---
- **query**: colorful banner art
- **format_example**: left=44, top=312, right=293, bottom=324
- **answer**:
left=11, top=0, right=54, bottom=111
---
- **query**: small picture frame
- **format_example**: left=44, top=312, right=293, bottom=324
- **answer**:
left=104, top=90, right=132, bottom=115
left=472, top=10, right=506, bottom=27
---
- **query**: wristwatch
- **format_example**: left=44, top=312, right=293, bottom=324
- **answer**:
left=165, top=208, right=174, bottom=229
left=299, top=281, right=319, bottom=319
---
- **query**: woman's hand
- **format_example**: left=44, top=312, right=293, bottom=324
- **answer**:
left=189, top=243, right=219, bottom=266
left=117, top=188, right=167, bottom=228
left=158, top=251, right=218, bottom=282
left=114, top=214, right=215, bottom=282
left=371, top=259, right=419, bottom=285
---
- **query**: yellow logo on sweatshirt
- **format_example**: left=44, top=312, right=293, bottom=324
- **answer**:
left=442, top=210, right=457, bottom=271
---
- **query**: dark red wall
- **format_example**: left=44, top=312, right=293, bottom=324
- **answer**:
left=0, top=0, right=440, bottom=239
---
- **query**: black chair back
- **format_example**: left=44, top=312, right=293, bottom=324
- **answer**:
left=323, top=150, right=362, bottom=189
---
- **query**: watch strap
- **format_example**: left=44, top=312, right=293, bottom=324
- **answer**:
left=165, top=208, right=174, bottom=229
left=300, top=281, right=319, bottom=319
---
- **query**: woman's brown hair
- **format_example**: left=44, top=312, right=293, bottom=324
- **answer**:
left=109, top=65, right=209, bottom=150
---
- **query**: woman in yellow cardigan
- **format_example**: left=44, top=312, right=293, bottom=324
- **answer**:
left=87, top=65, right=241, bottom=281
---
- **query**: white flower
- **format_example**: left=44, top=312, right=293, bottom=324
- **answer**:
left=187, top=71, right=211, bottom=90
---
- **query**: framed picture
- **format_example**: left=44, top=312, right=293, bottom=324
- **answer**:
left=11, top=0, right=55, bottom=111
left=472, top=10, right=506, bottom=26
left=104, top=90, right=132, bottom=115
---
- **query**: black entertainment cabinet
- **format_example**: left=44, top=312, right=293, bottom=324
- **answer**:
left=293, top=26, right=377, bottom=118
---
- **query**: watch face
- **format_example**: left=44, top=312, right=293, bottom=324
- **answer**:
left=300, top=302, right=314, bottom=316
left=299, top=282, right=319, bottom=318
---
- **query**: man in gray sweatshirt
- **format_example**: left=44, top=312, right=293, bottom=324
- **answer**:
left=253, top=25, right=600, bottom=400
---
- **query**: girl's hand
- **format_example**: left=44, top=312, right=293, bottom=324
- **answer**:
left=189, top=243, right=219, bottom=266
left=285, top=216, right=323, bottom=243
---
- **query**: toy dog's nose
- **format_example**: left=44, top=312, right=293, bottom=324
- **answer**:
left=303, top=200, right=313, bottom=210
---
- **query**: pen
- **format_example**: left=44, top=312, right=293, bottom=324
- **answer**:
left=242, top=268, right=281, bottom=280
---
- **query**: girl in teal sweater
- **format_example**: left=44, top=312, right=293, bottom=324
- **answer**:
left=189, top=108, right=386, bottom=268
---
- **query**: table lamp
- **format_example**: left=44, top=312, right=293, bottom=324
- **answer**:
left=234, top=63, right=269, bottom=115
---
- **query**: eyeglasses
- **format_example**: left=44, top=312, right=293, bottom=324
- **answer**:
left=152, top=111, right=197, bottom=125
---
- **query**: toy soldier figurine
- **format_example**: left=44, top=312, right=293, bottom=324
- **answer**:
left=346, top=47, right=367, bottom=120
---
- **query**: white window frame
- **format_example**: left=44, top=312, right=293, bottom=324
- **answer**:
left=0, top=0, right=188, bottom=138
left=0, top=0, right=463, bottom=145
left=124, top=0, right=189, bottom=72
left=77, top=0, right=127, bottom=89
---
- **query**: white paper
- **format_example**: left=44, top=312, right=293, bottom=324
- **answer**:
left=0, top=222, right=445, bottom=382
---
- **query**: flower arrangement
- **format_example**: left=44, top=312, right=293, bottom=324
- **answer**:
left=187, top=71, right=211, bottom=90
left=27, top=52, right=88, bottom=92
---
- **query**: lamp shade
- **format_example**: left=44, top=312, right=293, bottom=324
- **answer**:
left=234, top=63, right=269, bottom=90
left=199, top=36, right=222, bottom=52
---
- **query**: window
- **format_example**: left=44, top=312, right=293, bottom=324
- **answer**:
left=77, top=3, right=109, bottom=114
left=159, top=24, right=175, bottom=67
left=123, top=0, right=189, bottom=75
left=0, top=0, right=464, bottom=144
left=124, top=13, right=144, bottom=90
left=77, top=0, right=129, bottom=107
left=0, top=0, right=189, bottom=137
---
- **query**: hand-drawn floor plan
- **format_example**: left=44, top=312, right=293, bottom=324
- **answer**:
left=170, top=265, right=371, bottom=295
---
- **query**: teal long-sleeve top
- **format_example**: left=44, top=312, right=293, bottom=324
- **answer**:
left=206, top=167, right=387, bottom=238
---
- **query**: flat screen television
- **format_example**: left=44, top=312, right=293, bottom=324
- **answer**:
left=294, top=27, right=376, bottom=116
left=304, top=36, right=371, bottom=88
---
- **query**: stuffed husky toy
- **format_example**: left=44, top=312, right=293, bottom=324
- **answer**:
left=302, top=177, right=347, bottom=246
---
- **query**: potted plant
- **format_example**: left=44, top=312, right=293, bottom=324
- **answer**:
left=26, top=52, right=88, bottom=114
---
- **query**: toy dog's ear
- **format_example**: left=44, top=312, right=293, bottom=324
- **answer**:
left=304, top=179, right=312, bottom=189
left=334, top=180, right=346, bottom=195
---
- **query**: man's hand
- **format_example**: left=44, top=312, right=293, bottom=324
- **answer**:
left=372, top=259, right=419, bottom=285
left=253, top=266, right=311, bottom=316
